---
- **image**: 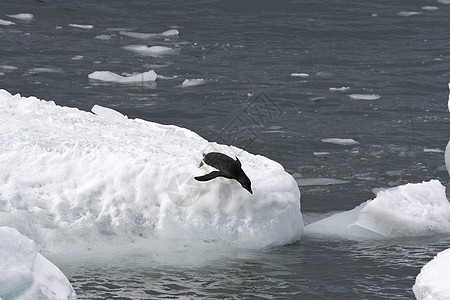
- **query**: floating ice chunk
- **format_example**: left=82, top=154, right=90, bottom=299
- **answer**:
left=313, top=152, right=331, bottom=156
left=424, top=148, right=444, bottom=153
left=122, top=45, right=175, bottom=56
left=69, top=24, right=94, bottom=29
left=0, top=89, right=303, bottom=259
left=321, top=138, right=359, bottom=146
left=398, top=11, right=423, bottom=17
left=291, top=73, right=309, bottom=78
left=438, top=0, right=450, bottom=4
left=70, top=55, right=84, bottom=60
left=0, top=65, right=18, bottom=70
left=88, top=70, right=157, bottom=83
left=0, top=226, right=77, bottom=300
left=329, top=86, right=350, bottom=91
left=422, top=6, right=439, bottom=11
left=296, top=178, right=349, bottom=187
left=94, top=34, right=112, bottom=40
left=0, top=19, right=15, bottom=26
left=413, top=248, right=450, bottom=300
left=120, top=29, right=179, bottom=39
left=305, top=180, right=450, bottom=240
left=348, top=94, right=380, bottom=100
left=181, top=78, right=206, bottom=87
left=28, top=67, right=63, bottom=74
left=6, top=13, right=33, bottom=21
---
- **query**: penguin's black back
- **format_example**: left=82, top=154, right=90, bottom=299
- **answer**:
left=203, top=152, right=241, bottom=178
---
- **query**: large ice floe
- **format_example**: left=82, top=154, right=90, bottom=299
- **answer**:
left=0, top=89, right=303, bottom=261
left=304, top=180, right=450, bottom=240
left=413, top=248, right=450, bottom=300
left=0, top=226, right=76, bottom=300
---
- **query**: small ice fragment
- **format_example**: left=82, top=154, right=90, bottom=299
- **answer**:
left=6, top=13, right=33, bottom=21
left=91, top=105, right=127, bottom=122
left=313, top=152, right=331, bottom=156
left=160, top=29, right=179, bottom=36
left=398, top=11, right=422, bottom=17
left=122, top=45, right=175, bottom=56
left=181, top=79, right=205, bottom=87
left=28, top=67, right=62, bottom=74
left=422, top=6, right=439, bottom=11
left=291, top=73, right=309, bottom=78
left=424, top=148, right=444, bottom=153
left=71, top=55, right=84, bottom=60
left=88, top=70, right=157, bottom=83
left=348, top=94, right=380, bottom=100
left=0, top=19, right=15, bottom=26
left=329, top=87, right=350, bottom=91
left=69, top=24, right=94, bottom=29
left=0, top=65, right=18, bottom=70
left=94, top=34, right=112, bottom=40
left=437, top=0, right=450, bottom=4
left=321, top=138, right=359, bottom=146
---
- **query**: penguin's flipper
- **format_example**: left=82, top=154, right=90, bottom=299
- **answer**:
left=194, top=171, right=221, bottom=181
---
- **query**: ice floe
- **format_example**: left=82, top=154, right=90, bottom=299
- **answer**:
left=0, top=19, right=15, bottom=26
left=0, top=226, right=77, bottom=300
left=321, top=138, right=360, bottom=146
left=120, top=29, right=179, bottom=39
left=6, top=13, right=34, bottom=21
left=181, top=79, right=206, bottom=87
left=291, top=73, right=309, bottom=78
left=88, top=70, right=157, bottom=83
left=0, top=89, right=303, bottom=259
left=348, top=94, right=381, bottom=100
left=304, top=180, right=450, bottom=240
left=414, top=248, right=450, bottom=300
left=69, top=24, right=94, bottom=30
left=122, top=45, right=176, bottom=56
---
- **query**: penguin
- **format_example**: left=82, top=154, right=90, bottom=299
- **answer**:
left=194, top=152, right=253, bottom=194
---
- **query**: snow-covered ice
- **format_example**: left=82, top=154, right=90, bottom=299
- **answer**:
left=88, top=70, right=157, bottom=83
left=0, top=89, right=303, bottom=260
left=348, top=94, right=380, bottom=100
left=321, top=138, right=360, bottom=146
left=6, top=13, right=34, bottom=21
left=181, top=79, right=206, bottom=87
left=0, top=226, right=76, bottom=300
left=413, top=248, right=450, bottom=300
left=122, top=45, right=175, bottom=57
left=304, top=180, right=450, bottom=240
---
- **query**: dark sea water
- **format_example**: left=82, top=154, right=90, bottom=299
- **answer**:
left=1, top=0, right=449, bottom=299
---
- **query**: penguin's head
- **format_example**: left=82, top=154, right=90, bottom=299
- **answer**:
left=239, top=176, right=253, bottom=194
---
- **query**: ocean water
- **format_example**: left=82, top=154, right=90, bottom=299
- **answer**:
left=1, top=0, right=449, bottom=299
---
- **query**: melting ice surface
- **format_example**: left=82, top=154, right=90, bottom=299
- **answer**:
left=0, top=90, right=303, bottom=264
left=0, top=227, right=76, bottom=300
left=304, top=180, right=450, bottom=240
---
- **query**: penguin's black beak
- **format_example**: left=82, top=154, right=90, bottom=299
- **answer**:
left=247, top=187, right=253, bottom=194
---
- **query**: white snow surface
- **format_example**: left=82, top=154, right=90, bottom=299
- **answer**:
left=304, top=180, right=450, bottom=240
left=0, top=89, right=303, bottom=259
left=413, top=248, right=450, bottom=300
left=0, top=226, right=76, bottom=300
left=88, top=70, right=157, bottom=83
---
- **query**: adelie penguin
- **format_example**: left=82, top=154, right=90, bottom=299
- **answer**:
left=194, top=152, right=253, bottom=194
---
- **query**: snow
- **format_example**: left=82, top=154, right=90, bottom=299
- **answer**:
left=6, top=13, right=34, bottom=21
left=181, top=79, right=206, bottom=87
left=348, top=94, right=380, bottom=100
left=88, top=70, right=157, bottom=83
left=0, top=226, right=76, bottom=300
left=321, top=138, right=360, bottom=146
left=0, top=89, right=303, bottom=261
left=122, top=45, right=175, bottom=57
left=413, top=248, right=450, bottom=300
left=304, top=180, right=450, bottom=240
